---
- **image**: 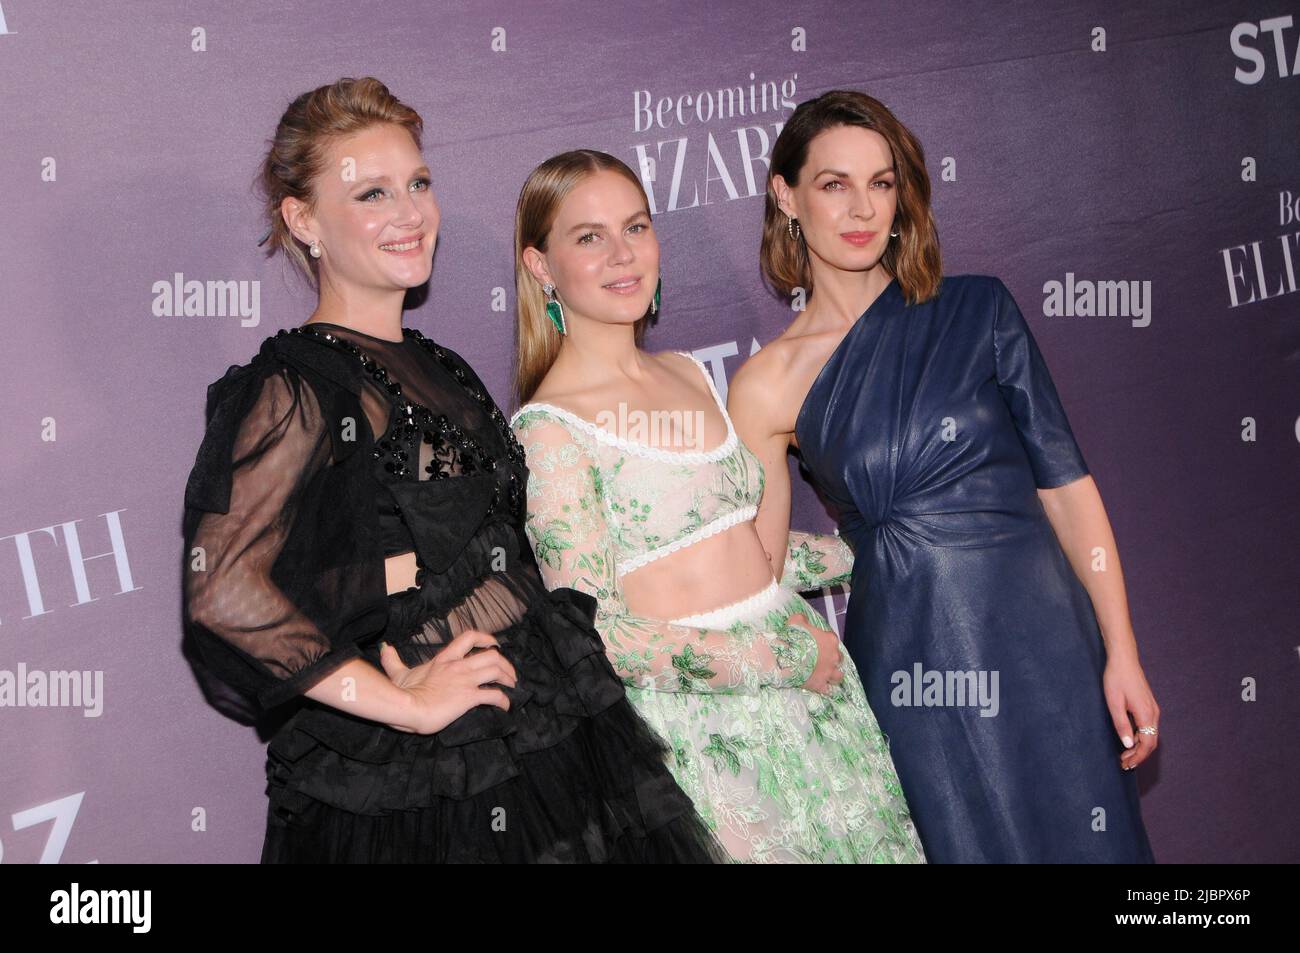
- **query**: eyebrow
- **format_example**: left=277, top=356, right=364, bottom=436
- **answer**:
left=813, top=166, right=895, bottom=179
left=566, top=210, right=650, bottom=234
left=356, top=167, right=431, bottom=185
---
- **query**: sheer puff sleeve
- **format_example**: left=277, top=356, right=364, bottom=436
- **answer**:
left=991, top=277, right=1090, bottom=490
left=182, top=334, right=389, bottom=710
left=512, top=411, right=818, bottom=695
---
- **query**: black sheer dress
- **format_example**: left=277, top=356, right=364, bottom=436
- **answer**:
left=181, top=321, right=725, bottom=863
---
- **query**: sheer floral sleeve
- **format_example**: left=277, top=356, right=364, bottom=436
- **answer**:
left=512, top=413, right=818, bottom=695
left=182, top=352, right=387, bottom=709
left=781, top=529, right=854, bottom=591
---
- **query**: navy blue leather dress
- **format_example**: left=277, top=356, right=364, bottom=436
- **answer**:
left=795, top=274, right=1154, bottom=863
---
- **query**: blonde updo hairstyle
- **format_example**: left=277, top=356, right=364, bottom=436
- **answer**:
left=257, top=76, right=424, bottom=287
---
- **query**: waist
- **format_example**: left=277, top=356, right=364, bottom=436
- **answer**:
left=619, top=517, right=773, bottom=618
left=666, top=578, right=788, bottom=628
left=841, top=507, right=1054, bottom=549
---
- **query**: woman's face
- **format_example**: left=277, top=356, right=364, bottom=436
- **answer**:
left=527, top=169, right=659, bottom=330
left=775, top=124, right=898, bottom=278
left=288, top=122, right=440, bottom=292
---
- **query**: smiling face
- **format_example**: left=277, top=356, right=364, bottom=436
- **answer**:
left=284, top=122, right=439, bottom=292
left=774, top=124, right=898, bottom=277
left=524, top=168, right=659, bottom=331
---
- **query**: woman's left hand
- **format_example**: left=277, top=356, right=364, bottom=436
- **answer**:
left=1102, top=653, right=1160, bottom=771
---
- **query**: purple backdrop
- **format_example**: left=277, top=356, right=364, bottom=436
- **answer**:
left=0, top=0, right=1296, bottom=863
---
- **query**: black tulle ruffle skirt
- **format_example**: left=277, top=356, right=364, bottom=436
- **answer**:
left=259, top=586, right=725, bottom=863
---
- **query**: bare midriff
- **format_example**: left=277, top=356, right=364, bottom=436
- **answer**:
left=384, top=551, right=419, bottom=595
left=385, top=521, right=775, bottom=616
left=620, top=519, right=775, bottom=620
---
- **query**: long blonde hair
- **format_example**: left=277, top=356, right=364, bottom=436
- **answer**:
left=513, top=150, right=653, bottom=406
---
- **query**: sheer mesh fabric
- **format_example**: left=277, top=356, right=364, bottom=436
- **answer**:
left=181, top=323, right=538, bottom=704
left=291, top=323, right=539, bottom=665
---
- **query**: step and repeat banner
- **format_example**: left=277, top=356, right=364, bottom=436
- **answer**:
left=0, top=1, right=1296, bottom=863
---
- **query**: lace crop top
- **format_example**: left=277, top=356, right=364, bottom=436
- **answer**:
left=509, top=353, right=856, bottom=695
left=511, top=353, right=763, bottom=576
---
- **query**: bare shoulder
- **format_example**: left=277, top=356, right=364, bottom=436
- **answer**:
left=652, top=348, right=712, bottom=396
left=525, top=363, right=623, bottom=424
left=729, top=341, right=803, bottom=444
left=526, top=362, right=587, bottom=410
left=731, top=335, right=793, bottom=406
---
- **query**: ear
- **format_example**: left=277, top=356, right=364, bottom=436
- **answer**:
left=771, top=174, right=798, bottom=219
left=522, top=246, right=552, bottom=287
left=281, top=196, right=316, bottom=247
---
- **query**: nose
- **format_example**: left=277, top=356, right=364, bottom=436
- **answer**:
left=395, top=187, right=426, bottom=228
left=607, top=232, right=634, bottom=265
left=850, top=190, right=877, bottom=222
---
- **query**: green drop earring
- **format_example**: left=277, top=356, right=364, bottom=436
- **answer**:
left=651, top=276, right=661, bottom=315
left=542, top=282, right=566, bottom=335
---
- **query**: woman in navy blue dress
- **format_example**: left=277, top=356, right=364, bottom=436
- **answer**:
left=730, top=91, right=1158, bottom=862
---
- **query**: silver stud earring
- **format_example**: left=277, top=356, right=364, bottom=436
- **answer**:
left=310, top=240, right=322, bottom=258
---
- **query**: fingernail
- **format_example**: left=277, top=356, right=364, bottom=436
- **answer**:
left=1122, top=735, right=1134, bottom=749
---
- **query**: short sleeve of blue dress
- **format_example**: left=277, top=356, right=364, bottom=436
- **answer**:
left=991, top=278, right=1089, bottom=489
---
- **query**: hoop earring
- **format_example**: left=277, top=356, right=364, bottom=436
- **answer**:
left=542, top=283, right=566, bottom=335
left=310, top=240, right=322, bottom=258
left=650, top=276, right=661, bottom=315
left=889, top=228, right=899, bottom=238
left=787, top=215, right=801, bottom=241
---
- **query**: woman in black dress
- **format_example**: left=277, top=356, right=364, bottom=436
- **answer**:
left=181, top=76, right=724, bottom=863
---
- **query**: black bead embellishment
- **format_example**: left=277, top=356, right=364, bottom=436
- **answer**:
left=288, top=324, right=530, bottom=522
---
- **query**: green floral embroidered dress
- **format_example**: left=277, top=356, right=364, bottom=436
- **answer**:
left=510, top=352, right=924, bottom=864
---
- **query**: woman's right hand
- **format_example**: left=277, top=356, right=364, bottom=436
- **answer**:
left=378, top=631, right=519, bottom=734
left=787, top=612, right=844, bottom=695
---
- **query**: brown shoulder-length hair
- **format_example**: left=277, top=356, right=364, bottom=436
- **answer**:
left=513, top=150, right=652, bottom=406
left=760, top=90, right=941, bottom=306
left=257, top=76, right=424, bottom=288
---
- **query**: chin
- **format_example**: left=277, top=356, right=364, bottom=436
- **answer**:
left=827, top=249, right=884, bottom=273
left=618, top=303, right=651, bottom=323
left=387, top=265, right=433, bottom=288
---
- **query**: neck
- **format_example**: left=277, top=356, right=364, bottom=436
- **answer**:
left=546, top=310, right=652, bottom=391
left=307, top=275, right=407, bottom=342
left=804, top=257, right=894, bottom=328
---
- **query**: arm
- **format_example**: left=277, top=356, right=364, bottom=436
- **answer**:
left=1039, top=475, right=1158, bottom=767
left=781, top=529, right=854, bottom=591
left=726, top=352, right=797, bottom=582
left=1037, top=477, right=1138, bottom=664
left=301, top=656, right=417, bottom=726
left=183, top=362, right=386, bottom=709
left=993, top=277, right=1158, bottom=764
left=511, top=411, right=818, bottom=694
left=730, top=343, right=854, bottom=591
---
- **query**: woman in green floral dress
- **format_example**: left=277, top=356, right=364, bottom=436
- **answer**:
left=507, top=149, right=924, bottom=863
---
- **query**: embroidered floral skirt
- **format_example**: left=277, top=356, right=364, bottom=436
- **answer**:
left=626, top=579, right=927, bottom=863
